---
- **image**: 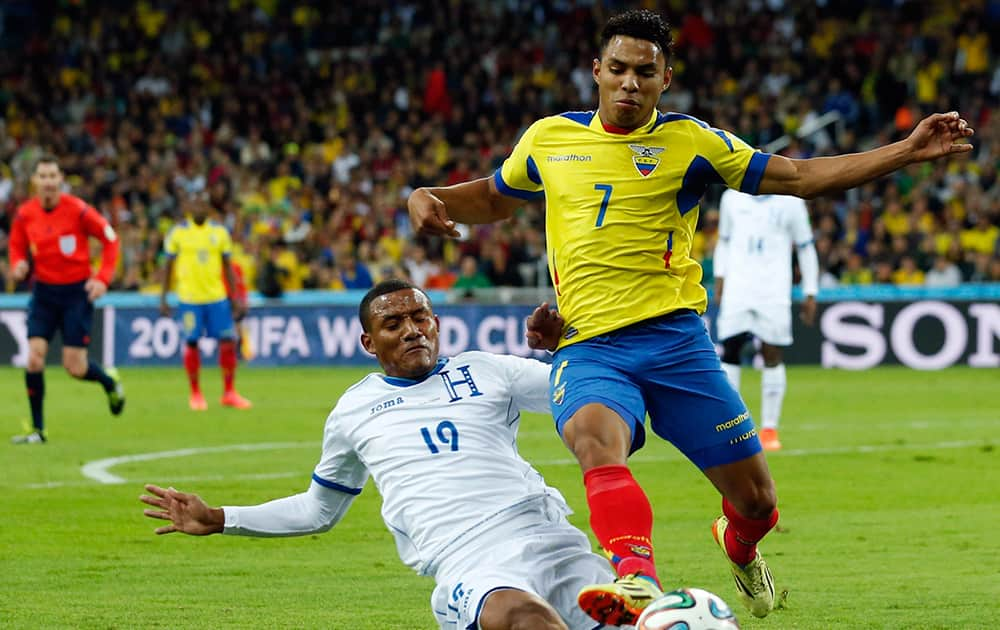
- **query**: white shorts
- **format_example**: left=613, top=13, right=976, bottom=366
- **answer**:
left=430, top=497, right=619, bottom=630
left=716, top=302, right=793, bottom=346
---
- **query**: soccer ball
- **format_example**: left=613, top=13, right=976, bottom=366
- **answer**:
left=637, top=587, right=740, bottom=629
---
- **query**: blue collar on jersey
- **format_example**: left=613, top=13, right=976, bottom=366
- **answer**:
left=380, top=357, right=449, bottom=387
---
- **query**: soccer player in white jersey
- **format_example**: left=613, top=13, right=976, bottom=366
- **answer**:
left=713, top=190, right=820, bottom=451
left=141, top=279, right=625, bottom=630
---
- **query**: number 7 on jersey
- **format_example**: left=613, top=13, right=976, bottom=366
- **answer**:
left=594, top=184, right=613, bottom=227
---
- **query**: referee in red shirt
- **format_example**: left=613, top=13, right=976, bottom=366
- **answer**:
left=7, top=155, right=126, bottom=444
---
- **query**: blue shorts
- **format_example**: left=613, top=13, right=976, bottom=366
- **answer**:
left=178, top=300, right=236, bottom=343
left=550, top=310, right=761, bottom=470
left=27, top=281, right=93, bottom=347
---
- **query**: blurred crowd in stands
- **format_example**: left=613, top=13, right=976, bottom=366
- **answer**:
left=0, top=0, right=998, bottom=296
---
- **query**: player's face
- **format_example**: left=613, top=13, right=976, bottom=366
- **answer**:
left=186, top=199, right=210, bottom=224
left=361, top=289, right=440, bottom=379
left=594, top=35, right=672, bottom=129
left=31, top=162, right=63, bottom=202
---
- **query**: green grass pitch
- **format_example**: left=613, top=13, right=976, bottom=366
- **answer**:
left=1, top=365, right=998, bottom=629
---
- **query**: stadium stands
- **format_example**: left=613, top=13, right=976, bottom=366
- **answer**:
left=0, top=1, right=997, bottom=294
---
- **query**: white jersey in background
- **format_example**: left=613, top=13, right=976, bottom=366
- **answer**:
left=715, top=189, right=817, bottom=307
left=714, top=190, right=819, bottom=345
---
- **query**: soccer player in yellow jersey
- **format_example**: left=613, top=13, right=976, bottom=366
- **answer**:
left=160, top=194, right=251, bottom=411
left=408, top=9, right=974, bottom=625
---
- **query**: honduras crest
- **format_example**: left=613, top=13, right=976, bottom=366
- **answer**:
left=629, top=144, right=664, bottom=177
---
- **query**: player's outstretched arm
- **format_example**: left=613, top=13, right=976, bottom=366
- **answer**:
left=408, top=175, right=523, bottom=238
left=140, top=484, right=225, bottom=536
left=525, top=302, right=564, bottom=351
left=758, top=111, right=974, bottom=199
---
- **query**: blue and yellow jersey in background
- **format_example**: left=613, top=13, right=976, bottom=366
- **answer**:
left=163, top=219, right=233, bottom=304
left=497, top=109, right=771, bottom=348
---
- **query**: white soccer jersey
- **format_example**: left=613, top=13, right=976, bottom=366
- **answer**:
left=313, top=351, right=562, bottom=576
left=715, top=189, right=816, bottom=307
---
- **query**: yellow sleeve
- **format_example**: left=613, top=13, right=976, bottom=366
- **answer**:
left=692, top=124, right=771, bottom=194
left=217, top=225, right=233, bottom=257
left=496, top=120, right=545, bottom=200
left=164, top=227, right=180, bottom=256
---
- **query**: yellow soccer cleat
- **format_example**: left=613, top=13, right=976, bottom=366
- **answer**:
left=577, top=573, right=663, bottom=626
left=712, top=515, right=775, bottom=618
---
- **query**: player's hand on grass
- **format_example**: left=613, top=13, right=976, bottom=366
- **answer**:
left=905, top=111, right=974, bottom=162
left=408, top=188, right=461, bottom=238
left=800, top=295, right=817, bottom=326
left=85, top=278, right=108, bottom=302
left=140, top=484, right=225, bottom=536
left=525, top=302, right=564, bottom=351
left=11, top=260, right=29, bottom=282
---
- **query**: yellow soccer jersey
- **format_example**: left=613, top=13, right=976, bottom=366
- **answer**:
left=164, top=220, right=233, bottom=304
left=498, top=109, right=771, bottom=348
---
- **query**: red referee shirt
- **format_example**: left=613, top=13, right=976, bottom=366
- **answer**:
left=8, top=193, right=120, bottom=286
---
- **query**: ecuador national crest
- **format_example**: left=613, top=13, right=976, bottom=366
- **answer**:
left=629, top=144, right=664, bottom=177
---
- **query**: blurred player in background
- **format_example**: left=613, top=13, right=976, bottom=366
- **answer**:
left=141, top=280, right=626, bottom=630
left=714, top=190, right=820, bottom=451
left=409, top=8, right=972, bottom=624
left=7, top=155, right=125, bottom=444
left=159, top=193, right=251, bottom=411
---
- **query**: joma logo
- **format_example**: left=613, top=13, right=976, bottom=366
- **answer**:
left=371, top=397, right=404, bottom=414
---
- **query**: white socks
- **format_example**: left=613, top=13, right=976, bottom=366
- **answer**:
left=761, top=364, right=786, bottom=430
left=721, top=362, right=741, bottom=391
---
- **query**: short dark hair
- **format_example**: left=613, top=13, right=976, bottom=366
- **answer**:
left=600, top=9, right=673, bottom=62
left=359, top=279, right=430, bottom=332
left=32, top=153, right=61, bottom=173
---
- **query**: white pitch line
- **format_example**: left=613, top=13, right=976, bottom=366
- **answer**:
left=26, top=471, right=304, bottom=490
left=17, top=438, right=992, bottom=490
left=79, top=441, right=314, bottom=484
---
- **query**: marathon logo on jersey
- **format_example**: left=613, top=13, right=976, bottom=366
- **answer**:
left=58, top=234, right=77, bottom=256
left=629, top=144, right=665, bottom=177
left=547, top=154, right=592, bottom=162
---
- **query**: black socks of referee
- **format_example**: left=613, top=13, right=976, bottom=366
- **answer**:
left=25, top=371, right=44, bottom=432
left=83, top=361, right=116, bottom=393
